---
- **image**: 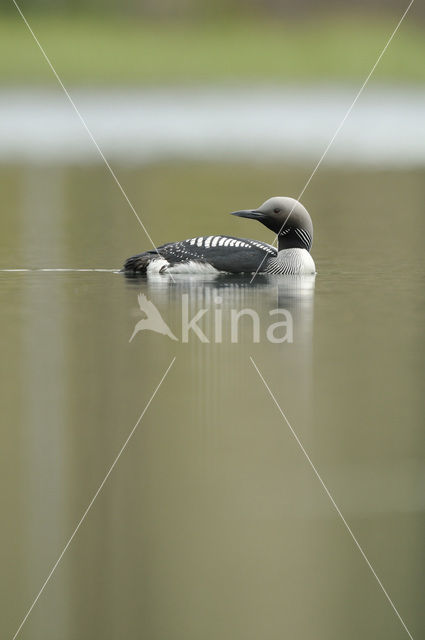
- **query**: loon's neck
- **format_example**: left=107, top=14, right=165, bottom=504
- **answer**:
left=277, top=229, right=312, bottom=252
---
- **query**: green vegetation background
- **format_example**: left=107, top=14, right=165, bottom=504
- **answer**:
left=1, top=11, right=424, bottom=84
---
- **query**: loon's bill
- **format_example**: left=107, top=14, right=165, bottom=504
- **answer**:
left=123, top=196, right=316, bottom=276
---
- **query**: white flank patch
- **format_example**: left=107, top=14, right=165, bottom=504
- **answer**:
left=146, top=258, right=170, bottom=274
left=167, top=261, right=220, bottom=274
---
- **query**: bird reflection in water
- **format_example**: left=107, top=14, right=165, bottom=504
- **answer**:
left=123, top=272, right=315, bottom=347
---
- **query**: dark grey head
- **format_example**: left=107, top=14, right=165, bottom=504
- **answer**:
left=231, top=196, right=313, bottom=252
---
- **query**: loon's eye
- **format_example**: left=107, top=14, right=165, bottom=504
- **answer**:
left=273, top=207, right=281, bottom=214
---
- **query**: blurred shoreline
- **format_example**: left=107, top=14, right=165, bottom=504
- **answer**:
left=1, top=84, right=424, bottom=166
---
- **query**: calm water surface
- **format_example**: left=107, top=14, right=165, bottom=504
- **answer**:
left=0, top=163, right=424, bottom=639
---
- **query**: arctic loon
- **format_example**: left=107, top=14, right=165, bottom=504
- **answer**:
left=123, top=196, right=316, bottom=275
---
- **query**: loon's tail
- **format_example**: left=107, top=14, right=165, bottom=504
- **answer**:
left=123, top=251, right=155, bottom=273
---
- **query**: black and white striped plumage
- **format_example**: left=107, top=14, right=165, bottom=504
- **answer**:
left=124, top=236, right=279, bottom=274
left=123, top=196, right=316, bottom=276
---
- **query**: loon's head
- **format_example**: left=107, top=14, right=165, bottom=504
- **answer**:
left=231, top=196, right=313, bottom=251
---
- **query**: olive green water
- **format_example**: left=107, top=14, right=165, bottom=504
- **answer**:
left=1, top=163, right=424, bottom=639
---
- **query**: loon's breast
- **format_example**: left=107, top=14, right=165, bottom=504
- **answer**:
left=265, top=248, right=316, bottom=275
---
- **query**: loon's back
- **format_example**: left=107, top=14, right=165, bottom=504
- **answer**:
left=124, top=235, right=277, bottom=274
